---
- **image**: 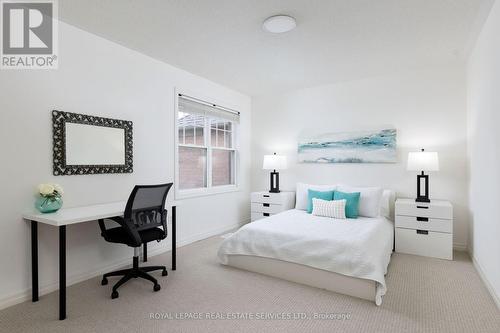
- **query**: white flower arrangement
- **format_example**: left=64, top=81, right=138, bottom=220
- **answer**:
left=37, top=183, right=64, bottom=199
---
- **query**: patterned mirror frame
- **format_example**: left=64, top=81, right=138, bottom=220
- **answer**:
left=52, top=110, right=133, bottom=176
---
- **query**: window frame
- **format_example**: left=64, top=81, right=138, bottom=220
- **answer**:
left=174, top=91, right=240, bottom=200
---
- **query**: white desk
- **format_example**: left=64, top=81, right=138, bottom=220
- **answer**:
left=22, top=201, right=177, bottom=320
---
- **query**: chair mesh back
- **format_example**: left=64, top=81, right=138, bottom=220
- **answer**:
left=124, top=183, right=173, bottom=231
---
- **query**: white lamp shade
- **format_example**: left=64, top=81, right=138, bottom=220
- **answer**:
left=407, top=151, right=439, bottom=171
left=263, top=154, right=287, bottom=170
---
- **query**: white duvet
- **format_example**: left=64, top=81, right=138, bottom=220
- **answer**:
left=217, top=209, right=394, bottom=305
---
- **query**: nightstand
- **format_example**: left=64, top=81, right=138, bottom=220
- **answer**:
left=250, top=191, right=295, bottom=221
left=395, top=198, right=453, bottom=260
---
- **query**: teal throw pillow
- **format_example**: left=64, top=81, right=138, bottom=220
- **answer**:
left=307, top=189, right=334, bottom=214
left=333, top=191, right=361, bottom=218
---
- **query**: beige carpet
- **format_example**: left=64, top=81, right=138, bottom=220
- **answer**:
left=1, top=235, right=499, bottom=333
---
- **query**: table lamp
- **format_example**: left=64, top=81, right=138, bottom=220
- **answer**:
left=263, top=153, right=287, bottom=193
left=407, top=149, right=439, bottom=203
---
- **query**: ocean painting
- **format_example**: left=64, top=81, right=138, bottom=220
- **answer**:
left=298, top=128, right=397, bottom=163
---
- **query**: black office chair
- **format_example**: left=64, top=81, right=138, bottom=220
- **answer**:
left=98, top=183, right=173, bottom=299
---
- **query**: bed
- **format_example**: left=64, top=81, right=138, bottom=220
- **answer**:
left=217, top=190, right=395, bottom=305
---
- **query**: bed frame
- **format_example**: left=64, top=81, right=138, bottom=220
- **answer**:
left=225, top=190, right=395, bottom=304
left=226, top=255, right=376, bottom=302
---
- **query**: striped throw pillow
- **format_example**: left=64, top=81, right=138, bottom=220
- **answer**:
left=311, top=198, right=346, bottom=219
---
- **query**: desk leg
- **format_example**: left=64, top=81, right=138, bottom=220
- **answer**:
left=172, top=206, right=176, bottom=271
left=31, top=221, right=39, bottom=302
left=59, top=226, right=66, bottom=320
left=143, top=243, right=147, bottom=262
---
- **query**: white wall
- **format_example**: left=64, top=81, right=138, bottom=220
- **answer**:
left=467, top=0, right=500, bottom=308
left=251, top=66, right=468, bottom=248
left=0, top=22, right=251, bottom=308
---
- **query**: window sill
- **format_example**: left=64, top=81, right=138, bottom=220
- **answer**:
left=175, top=185, right=240, bottom=200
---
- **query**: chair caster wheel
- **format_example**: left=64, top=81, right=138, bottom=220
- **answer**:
left=162, top=269, right=168, bottom=276
left=111, top=291, right=119, bottom=299
left=153, top=284, right=161, bottom=292
left=101, top=277, right=108, bottom=286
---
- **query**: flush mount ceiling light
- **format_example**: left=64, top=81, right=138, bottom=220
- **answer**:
left=263, top=15, right=297, bottom=33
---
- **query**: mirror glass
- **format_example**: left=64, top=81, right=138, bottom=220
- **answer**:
left=65, top=123, right=125, bottom=165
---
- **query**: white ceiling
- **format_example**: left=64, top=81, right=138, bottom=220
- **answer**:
left=59, top=0, right=492, bottom=96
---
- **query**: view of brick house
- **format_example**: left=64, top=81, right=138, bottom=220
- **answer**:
left=178, top=113, right=235, bottom=189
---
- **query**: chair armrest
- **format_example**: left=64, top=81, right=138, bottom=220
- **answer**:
left=98, top=219, right=108, bottom=234
left=98, top=216, right=123, bottom=234
left=121, top=217, right=142, bottom=247
left=161, top=209, right=168, bottom=235
left=99, top=216, right=142, bottom=247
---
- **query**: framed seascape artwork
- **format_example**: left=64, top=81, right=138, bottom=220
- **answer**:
left=298, top=128, right=397, bottom=163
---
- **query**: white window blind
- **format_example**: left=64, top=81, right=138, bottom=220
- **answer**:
left=178, top=95, right=240, bottom=123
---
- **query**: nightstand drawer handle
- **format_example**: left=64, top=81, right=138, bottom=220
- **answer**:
left=416, top=230, right=429, bottom=235
left=416, top=217, right=429, bottom=222
left=416, top=206, right=429, bottom=209
left=263, top=213, right=270, bottom=217
left=263, top=195, right=270, bottom=198
left=263, top=203, right=270, bottom=207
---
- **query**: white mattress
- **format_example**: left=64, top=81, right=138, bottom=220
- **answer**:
left=218, top=209, right=394, bottom=305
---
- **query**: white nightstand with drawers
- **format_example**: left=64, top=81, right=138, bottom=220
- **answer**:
left=250, top=191, right=295, bottom=221
left=395, top=198, right=453, bottom=260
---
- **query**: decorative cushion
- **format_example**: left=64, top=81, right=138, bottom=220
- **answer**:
left=296, top=183, right=337, bottom=210
left=380, top=189, right=395, bottom=219
left=337, top=185, right=383, bottom=218
left=312, top=198, right=346, bottom=219
left=333, top=191, right=361, bottom=218
left=307, top=189, right=335, bottom=213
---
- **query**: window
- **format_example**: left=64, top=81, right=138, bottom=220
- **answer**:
left=176, top=95, right=239, bottom=196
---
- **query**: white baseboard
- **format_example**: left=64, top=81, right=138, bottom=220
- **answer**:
left=0, top=220, right=247, bottom=311
left=471, top=254, right=500, bottom=311
left=175, top=220, right=247, bottom=247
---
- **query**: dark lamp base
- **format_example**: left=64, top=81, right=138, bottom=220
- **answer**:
left=269, top=171, right=280, bottom=193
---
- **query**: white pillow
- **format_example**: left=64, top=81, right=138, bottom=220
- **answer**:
left=380, top=189, right=395, bottom=220
left=312, top=198, right=346, bottom=219
left=295, top=182, right=337, bottom=210
left=336, top=185, right=383, bottom=218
